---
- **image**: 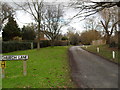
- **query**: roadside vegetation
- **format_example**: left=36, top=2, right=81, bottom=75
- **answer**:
left=82, top=45, right=119, bottom=64
left=2, top=46, right=75, bottom=88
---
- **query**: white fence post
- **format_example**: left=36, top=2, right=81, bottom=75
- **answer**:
left=97, top=47, right=99, bottom=53
left=31, top=42, right=33, bottom=49
left=112, top=51, right=115, bottom=59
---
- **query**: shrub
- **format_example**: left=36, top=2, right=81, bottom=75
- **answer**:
left=54, top=40, right=69, bottom=46
left=2, top=41, right=31, bottom=53
left=2, top=40, right=69, bottom=53
left=2, top=40, right=51, bottom=53
left=109, top=42, right=117, bottom=48
left=61, top=37, right=68, bottom=40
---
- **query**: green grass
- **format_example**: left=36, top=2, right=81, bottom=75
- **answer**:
left=2, top=46, right=75, bottom=88
left=82, top=45, right=120, bottom=64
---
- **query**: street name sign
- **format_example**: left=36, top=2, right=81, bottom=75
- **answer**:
left=0, top=55, right=29, bottom=78
left=1, top=61, right=6, bottom=68
left=1, top=55, right=28, bottom=61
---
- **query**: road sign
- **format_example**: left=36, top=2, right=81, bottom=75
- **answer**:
left=1, top=55, right=29, bottom=78
left=1, top=55, right=28, bottom=61
left=1, top=61, right=6, bottom=68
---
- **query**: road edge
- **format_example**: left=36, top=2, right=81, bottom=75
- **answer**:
left=81, top=47, right=119, bottom=66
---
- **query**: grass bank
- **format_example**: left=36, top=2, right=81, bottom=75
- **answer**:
left=2, top=46, right=75, bottom=88
left=82, top=45, right=119, bottom=64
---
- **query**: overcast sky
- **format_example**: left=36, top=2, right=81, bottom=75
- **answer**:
left=0, top=0, right=104, bottom=37
left=14, top=5, right=87, bottom=34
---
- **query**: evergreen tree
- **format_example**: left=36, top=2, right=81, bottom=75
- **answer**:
left=3, top=15, right=20, bottom=41
left=21, top=25, right=36, bottom=40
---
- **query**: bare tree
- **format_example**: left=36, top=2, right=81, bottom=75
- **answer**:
left=42, top=4, right=66, bottom=46
left=70, top=1, right=119, bottom=19
left=0, top=2, right=14, bottom=31
left=83, top=16, right=102, bottom=31
left=100, top=7, right=119, bottom=44
left=14, top=0, right=44, bottom=49
left=70, top=1, right=120, bottom=44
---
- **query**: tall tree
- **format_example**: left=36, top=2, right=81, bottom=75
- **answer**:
left=42, top=4, right=66, bottom=46
left=100, top=7, right=119, bottom=44
left=84, top=16, right=102, bottom=31
left=21, top=25, right=36, bottom=40
left=70, top=1, right=120, bottom=20
left=70, top=1, right=120, bottom=44
left=14, top=0, right=44, bottom=49
left=80, top=30, right=101, bottom=45
left=69, top=32, right=80, bottom=45
left=2, top=15, right=20, bottom=41
left=0, top=2, right=14, bottom=32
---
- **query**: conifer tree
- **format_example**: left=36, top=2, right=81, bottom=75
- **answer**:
left=3, top=15, right=20, bottom=41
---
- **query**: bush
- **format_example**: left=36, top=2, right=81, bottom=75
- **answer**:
left=54, top=40, right=69, bottom=46
left=32, top=40, right=51, bottom=48
left=2, top=40, right=51, bottom=53
left=61, top=37, right=68, bottom=40
left=2, top=40, right=69, bottom=53
left=40, top=40, right=51, bottom=47
left=2, top=41, right=31, bottom=53
left=109, top=42, right=117, bottom=48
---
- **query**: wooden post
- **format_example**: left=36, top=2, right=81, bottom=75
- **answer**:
left=2, top=68, right=5, bottom=78
left=1, top=61, right=6, bottom=78
left=97, top=47, right=99, bottom=53
left=23, top=60, right=27, bottom=76
left=31, top=42, right=33, bottom=49
left=112, top=51, right=115, bottom=59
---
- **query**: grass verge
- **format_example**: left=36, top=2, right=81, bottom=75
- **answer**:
left=82, top=45, right=120, bottom=64
left=2, top=46, right=75, bottom=88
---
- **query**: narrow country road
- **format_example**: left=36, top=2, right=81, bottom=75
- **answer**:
left=69, top=46, right=118, bottom=88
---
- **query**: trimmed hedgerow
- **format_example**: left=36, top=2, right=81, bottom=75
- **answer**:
left=2, top=41, right=31, bottom=53
left=2, top=40, right=69, bottom=53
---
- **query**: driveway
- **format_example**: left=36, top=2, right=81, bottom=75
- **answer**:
left=69, top=46, right=118, bottom=88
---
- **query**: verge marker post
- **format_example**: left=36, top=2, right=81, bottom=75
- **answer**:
left=31, top=42, right=33, bottom=49
left=97, top=47, right=99, bottom=53
left=23, top=60, right=27, bottom=76
left=112, top=51, right=115, bottom=59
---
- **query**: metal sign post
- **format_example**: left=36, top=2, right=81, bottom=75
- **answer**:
left=1, top=55, right=28, bottom=78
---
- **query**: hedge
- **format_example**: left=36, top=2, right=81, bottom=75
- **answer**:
left=2, top=40, right=69, bottom=53
left=2, top=41, right=32, bottom=53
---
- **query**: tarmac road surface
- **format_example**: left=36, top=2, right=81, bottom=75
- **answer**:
left=69, top=46, right=119, bottom=88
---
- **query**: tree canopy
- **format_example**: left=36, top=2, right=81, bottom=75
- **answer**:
left=2, top=15, right=20, bottom=41
left=21, top=25, right=36, bottom=40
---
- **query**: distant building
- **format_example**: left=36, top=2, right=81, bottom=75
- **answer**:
left=92, top=39, right=106, bottom=45
left=39, top=32, right=48, bottom=40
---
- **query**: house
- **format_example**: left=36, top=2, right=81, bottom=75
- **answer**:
left=92, top=39, right=106, bottom=45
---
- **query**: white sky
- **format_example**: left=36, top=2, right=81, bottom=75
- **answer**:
left=14, top=5, right=86, bottom=34
left=0, top=0, right=103, bottom=37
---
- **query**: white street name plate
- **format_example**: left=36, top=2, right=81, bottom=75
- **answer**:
left=1, top=55, right=28, bottom=61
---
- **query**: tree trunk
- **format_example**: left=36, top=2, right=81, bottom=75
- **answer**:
left=37, top=4, right=41, bottom=50
left=51, top=39, right=55, bottom=47
left=37, top=24, right=40, bottom=49
left=37, top=21, right=41, bottom=49
left=106, top=35, right=111, bottom=44
left=37, top=41, right=40, bottom=49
